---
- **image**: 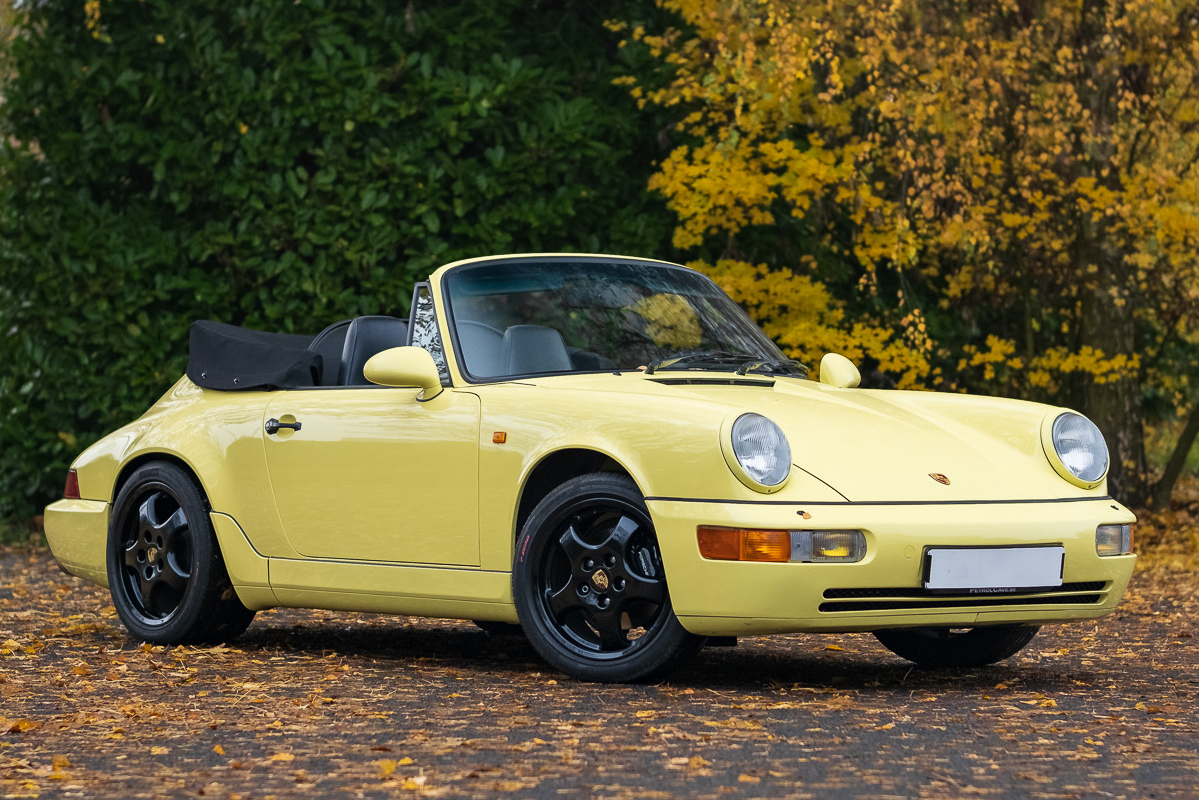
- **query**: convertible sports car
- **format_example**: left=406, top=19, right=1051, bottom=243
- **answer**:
left=44, top=254, right=1136, bottom=682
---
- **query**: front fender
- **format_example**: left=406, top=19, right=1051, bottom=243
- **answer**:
left=474, top=384, right=845, bottom=571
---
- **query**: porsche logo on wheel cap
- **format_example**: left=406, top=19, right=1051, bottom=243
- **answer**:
left=146, top=546, right=160, bottom=563
left=591, top=569, right=611, bottom=592
left=929, top=473, right=951, bottom=486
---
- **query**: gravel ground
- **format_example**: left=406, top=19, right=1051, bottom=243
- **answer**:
left=1, top=545, right=1195, bottom=799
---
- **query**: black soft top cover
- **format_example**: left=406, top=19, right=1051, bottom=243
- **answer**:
left=187, top=320, right=321, bottom=391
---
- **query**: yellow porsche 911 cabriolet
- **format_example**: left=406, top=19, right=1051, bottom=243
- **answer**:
left=44, top=254, right=1135, bottom=682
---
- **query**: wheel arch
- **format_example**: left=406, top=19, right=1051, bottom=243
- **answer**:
left=112, top=451, right=211, bottom=511
left=514, top=448, right=641, bottom=542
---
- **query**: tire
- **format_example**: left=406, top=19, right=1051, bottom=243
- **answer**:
left=513, top=473, right=703, bottom=682
left=472, top=620, right=524, bottom=636
left=873, top=625, right=1040, bottom=668
left=106, top=462, right=255, bottom=645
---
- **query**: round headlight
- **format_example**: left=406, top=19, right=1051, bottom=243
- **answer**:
left=1050, top=413, right=1109, bottom=484
left=730, top=413, right=791, bottom=488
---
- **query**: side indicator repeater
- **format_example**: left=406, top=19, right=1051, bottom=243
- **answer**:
left=492, top=432, right=507, bottom=444
left=929, top=473, right=950, bottom=485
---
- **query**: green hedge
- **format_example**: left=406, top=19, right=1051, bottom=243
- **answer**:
left=0, top=0, right=675, bottom=520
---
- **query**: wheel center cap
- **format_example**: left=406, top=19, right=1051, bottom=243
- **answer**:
left=591, top=569, right=610, bottom=592
left=146, top=546, right=160, bottom=563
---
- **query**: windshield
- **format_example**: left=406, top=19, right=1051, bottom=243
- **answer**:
left=443, top=258, right=804, bottom=380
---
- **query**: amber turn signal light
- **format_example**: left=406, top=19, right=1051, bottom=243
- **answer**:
left=697, top=526, right=791, bottom=562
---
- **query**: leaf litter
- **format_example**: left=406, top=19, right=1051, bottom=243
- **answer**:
left=0, top=536, right=1196, bottom=799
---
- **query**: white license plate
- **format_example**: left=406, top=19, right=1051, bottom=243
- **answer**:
left=923, top=546, right=1064, bottom=594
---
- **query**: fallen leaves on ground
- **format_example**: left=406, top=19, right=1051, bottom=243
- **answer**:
left=0, top=525, right=1196, bottom=799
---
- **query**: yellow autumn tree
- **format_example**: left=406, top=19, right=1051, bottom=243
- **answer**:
left=696, top=259, right=932, bottom=388
left=616, top=0, right=1199, bottom=506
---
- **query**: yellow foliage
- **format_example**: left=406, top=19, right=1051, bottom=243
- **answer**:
left=83, top=0, right=110, bottom=43
left=634, top=293, right=703, bottom=349
left=692, top=259, right=930, bottom=389
left=84, top=0, right=100, bottom=32
left=618, top=0, right=1199, bottom=409
left=1034, top=347, right=1141, bottom=385
left=956, top=339, right=1140, bottom=394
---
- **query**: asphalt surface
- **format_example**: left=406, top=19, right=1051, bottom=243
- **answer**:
left=1, top=546, right=1196, bottom=799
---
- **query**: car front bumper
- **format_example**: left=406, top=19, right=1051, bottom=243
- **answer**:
left=649, top=497, right=1136, bottom=637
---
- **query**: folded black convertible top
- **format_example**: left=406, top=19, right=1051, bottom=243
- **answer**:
left=187, top=320, right=320, bottom=391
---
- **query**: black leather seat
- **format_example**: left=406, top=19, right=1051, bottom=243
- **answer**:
left=338, top=316, right=410, bottom=386
left=307, top=319, right=352, bottom=386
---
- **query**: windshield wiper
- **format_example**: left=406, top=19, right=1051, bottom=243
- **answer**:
left=644, top=351, right=750, bottom=375
left=735, top=358, right=809, bottom=377
left=646, top=351, right=809, bottom=377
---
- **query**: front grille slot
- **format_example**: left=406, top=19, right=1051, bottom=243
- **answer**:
left=818, top=581, right=1107, bottom=613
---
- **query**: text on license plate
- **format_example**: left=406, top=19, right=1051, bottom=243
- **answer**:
left=923, top=546, right=1065, bottom=594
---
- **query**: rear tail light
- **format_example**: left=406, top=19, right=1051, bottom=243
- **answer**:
left=64, top=469, right=80, bottom=500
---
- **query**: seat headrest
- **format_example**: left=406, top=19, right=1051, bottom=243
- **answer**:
left=338, top=316, right=409, bottom=386
left=501, top=325, right=573, bottom=375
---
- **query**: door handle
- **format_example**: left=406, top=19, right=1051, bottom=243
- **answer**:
left=265, top=417, right=302, bottom=435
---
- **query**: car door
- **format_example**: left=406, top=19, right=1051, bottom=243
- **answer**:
left=261, top=387, right=481, bottom=566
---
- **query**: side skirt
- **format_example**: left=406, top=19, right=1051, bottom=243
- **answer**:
left=269, top=557, right=519, bottom=623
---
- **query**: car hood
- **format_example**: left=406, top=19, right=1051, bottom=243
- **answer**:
left=674, top=378, right=1086, bottom=501
left=534, top=374, right=1091, bottom=502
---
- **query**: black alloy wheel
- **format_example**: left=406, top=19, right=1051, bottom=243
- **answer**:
left=119, top=487, right=194, bottom=622
left=514, top=473, right=703, bottom=682
left=873, top=624, right=1040, bottom=668
left=107, top=462, right=255, bottom=644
